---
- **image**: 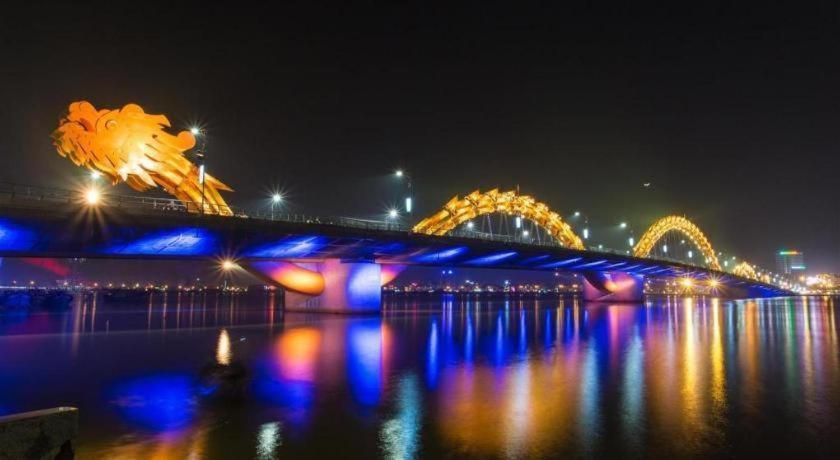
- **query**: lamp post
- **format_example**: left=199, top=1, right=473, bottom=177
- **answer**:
left=191, top=127, right=206, bottom=214
left=571, top=210, right=590, bottom=246
left=395, top=169, right=413, bottom=215
left=271, top=193, right=282, bottom=219
left=618, top=221, right=635, bottom=254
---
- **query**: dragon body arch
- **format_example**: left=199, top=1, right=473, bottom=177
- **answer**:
left=412, top=189, right=585, bottom=249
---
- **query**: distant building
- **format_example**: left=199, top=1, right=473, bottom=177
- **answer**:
left=776, top=250, right=806, bottom=276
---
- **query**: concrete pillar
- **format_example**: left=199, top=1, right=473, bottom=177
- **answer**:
left=582, top=271, right=645, bottom=303
left=246, top=259, right=382, bottom=313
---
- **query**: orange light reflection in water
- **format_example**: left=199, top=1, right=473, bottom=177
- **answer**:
left=278, top=328, right=322, bottom=381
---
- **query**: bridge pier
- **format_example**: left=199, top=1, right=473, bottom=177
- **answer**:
left=582, top=271, right=645, bottom=303
left=245, top=259, right=383, bottom=313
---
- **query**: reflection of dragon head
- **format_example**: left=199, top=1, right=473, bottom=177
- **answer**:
left=52, top=101, right=233, bottom=215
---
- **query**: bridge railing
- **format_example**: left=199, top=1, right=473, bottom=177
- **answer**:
left=0, top=182, right=663, bottom=250
left=0, top=182, right=412, bottom=232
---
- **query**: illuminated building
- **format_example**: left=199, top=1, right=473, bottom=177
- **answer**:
left=775, top=250, right=805, bottom=276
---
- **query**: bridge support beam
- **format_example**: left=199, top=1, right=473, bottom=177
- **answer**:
left=582, top=271, right=645, bottom=303
left=245, top=259, right=382, bottom=314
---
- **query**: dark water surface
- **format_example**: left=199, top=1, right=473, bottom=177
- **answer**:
left=0, top=293, right=838, bottom=458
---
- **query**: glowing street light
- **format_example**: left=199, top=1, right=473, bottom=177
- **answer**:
left=523, top=230, right=530, bottom=237
left=662, top=244, right=668, bottom=253
left=582, top=227, right=589, bottom=240
left=619, top=222, right=627, bottom=229
left=84, top=187, right=101, bottom=205
left=573, top=211, right=581, bottom=217
left=680, top=277, right=694, bottom=288
left=189, top=126, right=208, bottom=213
left=628, top=237, right=635, bottom=247
left=221, top=259, right=237, bottom=271
left=388, top=208, right=399, bottom=219
left=466, top=221, right=474, bottom=229
left=89, top=170, right=101, bottom=180
left=394, top=169, right=413, bottom=213
left=269, top=192, right=283, bottom=219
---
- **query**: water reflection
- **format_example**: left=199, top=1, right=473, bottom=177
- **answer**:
left=0, top=294, right=838, bottom=457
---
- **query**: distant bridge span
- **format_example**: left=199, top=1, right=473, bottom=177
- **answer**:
left=0, top=184, right=791, bottom=313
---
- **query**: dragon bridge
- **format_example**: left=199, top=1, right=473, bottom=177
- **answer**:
left=632, top=215, right=721, bottom=270
left=412, top=189, right=585, bottom=249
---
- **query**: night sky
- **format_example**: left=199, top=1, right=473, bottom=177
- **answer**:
left=1, top=3, right=839, bottom=272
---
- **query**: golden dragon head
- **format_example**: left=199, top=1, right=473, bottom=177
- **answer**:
left=52, top=101, right=233, bottom=215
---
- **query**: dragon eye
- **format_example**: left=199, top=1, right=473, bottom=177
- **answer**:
left=105, top=119, right=117, bottom=130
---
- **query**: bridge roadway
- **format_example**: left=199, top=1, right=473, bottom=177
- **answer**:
left=0, top=189, right=791, bottom=312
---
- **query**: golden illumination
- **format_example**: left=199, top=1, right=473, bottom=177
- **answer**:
left=731, top=261, right=758, bottom=280
left=221, top=259, right=237, bottom=271
left=216, top=329, right=232, bottom=365
left=52, top=101, right=233, bottom=215
left=679, top=277, right=694, bottom=288
left=633, top=216, right=721, bottom=270
left=412, top=189, right=585, bottom=249
left=84, top=187, right=101, bottom=205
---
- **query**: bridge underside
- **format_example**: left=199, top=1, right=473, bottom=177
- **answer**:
left=245, top=259, right=385, bottom=313
left=0, top=205, right=792, bottom=313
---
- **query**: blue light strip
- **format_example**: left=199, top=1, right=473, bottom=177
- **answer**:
left=539, top=257, right=583, bottom=269
left=602, top=262, right=627, bottom=269
left=464, top=251, right=518, bottom=266
left=572, top=260, right=607, bottom=269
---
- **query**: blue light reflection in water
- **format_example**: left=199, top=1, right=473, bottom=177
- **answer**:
left=0, top=295, right=837, bottom=458
left=346, top=320, right=383, bottom=407
left=109, top=374, right=198, bottom=431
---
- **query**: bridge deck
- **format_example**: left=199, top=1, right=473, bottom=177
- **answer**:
left=0, top=187, right=791, bottom=297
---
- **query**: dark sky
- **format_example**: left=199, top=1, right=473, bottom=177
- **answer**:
left=1, top=2, right=839, bottom=271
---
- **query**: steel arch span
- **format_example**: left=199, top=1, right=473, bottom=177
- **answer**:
left=732, top=261, right=758, bottom=280
left=633, top=215, right=722, bottom=270
left=412, top=189, right=585, bottom=249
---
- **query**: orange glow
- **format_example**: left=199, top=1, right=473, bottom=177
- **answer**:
left=277, top=328, right=322, bottom=381
left=380, top=264, right=406, bottom=286
left=247, top=261, right=325, bottom=295
left=53, top=101, right=233, bottom=215
left=84, top=186, right=101, bottom=205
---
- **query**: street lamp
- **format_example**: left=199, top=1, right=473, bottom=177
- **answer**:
left=270, top=192, right=283, bottom=219
left=395, top=169, right=413, bottom=214
left=84, top=186, right=101, bottom=205
left=191, top=126, right=207, bottom=214
left=388, top=208, right=399, bottom=219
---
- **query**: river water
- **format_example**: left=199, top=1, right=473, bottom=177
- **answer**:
left=0, top=293, right=838, bottom=458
